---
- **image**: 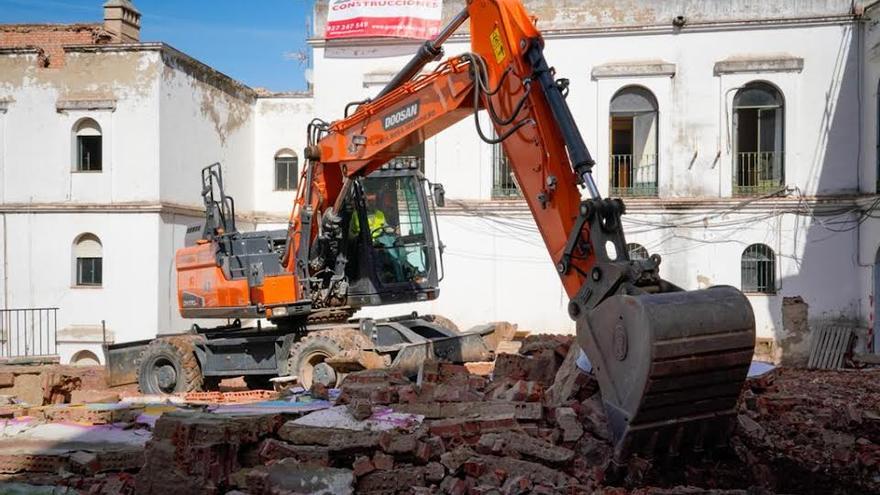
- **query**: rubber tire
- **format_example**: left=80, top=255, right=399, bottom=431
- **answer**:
left=137, top=338, right=203, bottom=395
left=287, top=334, right=344, bottom=389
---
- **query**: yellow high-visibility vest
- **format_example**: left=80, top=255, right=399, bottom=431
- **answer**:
left=352, top=209, right=387, bottom=239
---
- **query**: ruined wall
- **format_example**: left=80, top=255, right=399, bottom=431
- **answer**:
left=158, top=47, right=256, bottom=210
left=0, top=24, right=109, bottom=68
left=0, top=48, right=163, bottom=204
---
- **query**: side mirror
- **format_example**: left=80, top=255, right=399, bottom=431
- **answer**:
left=432, top=183, right=446, bottom=208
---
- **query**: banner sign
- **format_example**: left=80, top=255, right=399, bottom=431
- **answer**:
left=326, top=0, right=443, bottom=40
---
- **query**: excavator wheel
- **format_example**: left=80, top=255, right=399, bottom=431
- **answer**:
left=288, top=333, right=346, bottom=389
left=137, top=336, right=204, bottom=395
left=576, top=285, right=755, bottom=462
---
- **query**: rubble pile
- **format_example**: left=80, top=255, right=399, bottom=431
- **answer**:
left=734, top=367, right=880, bottom=494
left=0, top=338, right=877, bottom=494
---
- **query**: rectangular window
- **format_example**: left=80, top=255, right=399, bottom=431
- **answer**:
left=492, top=143, right=521, bottom=198
left=76, top=257, right=102, bottom=286
left=77, top=136, right=102, bottom=171
left=275, top=157, right=298, bottom=190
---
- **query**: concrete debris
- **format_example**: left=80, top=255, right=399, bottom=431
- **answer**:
left=0, top=337, right=875, bottom=494
left=243, top=458, right=354, bottom=495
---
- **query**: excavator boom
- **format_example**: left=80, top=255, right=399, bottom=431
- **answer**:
left=298, top=0, right=756, bottom=462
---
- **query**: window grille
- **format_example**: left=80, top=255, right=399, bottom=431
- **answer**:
left=741, top=243, right=775, bottom=294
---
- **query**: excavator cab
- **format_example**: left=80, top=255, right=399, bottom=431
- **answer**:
left=339, top=165, right=442, bottom=308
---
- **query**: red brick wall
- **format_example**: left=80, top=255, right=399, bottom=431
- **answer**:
left=0, top=25, right=107, bottom=67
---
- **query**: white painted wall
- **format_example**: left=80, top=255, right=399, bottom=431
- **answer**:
left=253, top=96, right=314, bottom=215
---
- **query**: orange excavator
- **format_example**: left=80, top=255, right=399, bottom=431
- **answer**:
left=110, top=0, right=756, bottom=461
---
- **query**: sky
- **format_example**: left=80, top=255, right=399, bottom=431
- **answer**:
left=0, top=0, right=313, bottom=91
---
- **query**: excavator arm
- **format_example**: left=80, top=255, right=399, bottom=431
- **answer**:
left=294, top=0, right=756, bottom=462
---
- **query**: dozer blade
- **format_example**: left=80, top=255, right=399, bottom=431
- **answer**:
left=576, top=285, right=755, bottom=462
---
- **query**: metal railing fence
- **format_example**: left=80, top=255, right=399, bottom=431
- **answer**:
left=609, top=154, right=658, bottom=197
left=0, top=308, right=59, bottom=359
left=734, top=151, right=784, bottom=196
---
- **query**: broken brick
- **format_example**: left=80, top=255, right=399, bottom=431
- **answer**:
left=372, top=451, right=395, bottom=471
left=353, top=455, right=375, bottom=477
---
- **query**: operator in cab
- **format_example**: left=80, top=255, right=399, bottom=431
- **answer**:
left=352, top=182, right=398, bottom=241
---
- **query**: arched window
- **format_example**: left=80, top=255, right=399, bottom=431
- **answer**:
left=626, top=242, right=649, bottom=261
left=73, top=233, right=102, bottom=287
left=71, top=349, right=100, bottom=366
left=610, top=86, right=658, bottom=197
left=733, top=82, right=784, bottom=195
left=274, top=149, right=299, bottom=191
left=741, top=243, right=775, bottom=294
left=74, top=118, right=102, bottom=172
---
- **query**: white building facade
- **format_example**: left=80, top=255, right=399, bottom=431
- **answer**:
left=2, top=0, right=879, bottom=365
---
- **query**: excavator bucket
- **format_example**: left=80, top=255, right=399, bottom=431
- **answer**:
left=576, top=285, right=755, bottom=462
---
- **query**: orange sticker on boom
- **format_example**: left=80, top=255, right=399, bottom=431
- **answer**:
left=489, top=28, right=506, bottom=64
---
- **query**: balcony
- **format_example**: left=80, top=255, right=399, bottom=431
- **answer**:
left=609, top=154, right=657, bottom=197
left=734, top=151, right=783, bottom=196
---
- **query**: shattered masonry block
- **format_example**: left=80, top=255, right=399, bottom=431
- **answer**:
left=39, top=404, right=143, bottom=425
left=137, top=412, right=285, bottom=495
left=430, top=383, right=484, bottom=403
left=310, top=382, right=330, bottom=400
left=392, top=400, right=542, bottom=421
left=0, top=453, right=67, bottom=474
left=70, top=389, right=120, bottom=405
left=277, top=423, right=381, bottom=453
left=519, top=334, right=573, bottom=358
left=555, top=407, right=584, bottom=443
left=464, top=361, right=494, bottom=376
left=0, top=372, right=14, bottom=388
left=477, top=431, right=575, bottom=465
left=352, top=455, right=375, bottom=477
left=347, top=399, right=373, bottom=421
left=258, top=438, right=330, bottom=466
left=379, top=430, right=419, bottom=455
left=440, top=475, right=470, bottom=495
left=428, top=414, right=518, bottom=439
left=248, top=459, right=354, bottom=495
left=372, top=451, right=395, bottom=471
left=440, top=446, right=476, bottom=473
left=357, top=465, right=433, bottom=493
left=464, top=454, right=578, bottom=489
left=342, top=368, right=411, bottom=385
left=495, top=380, right=544, bottom=402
